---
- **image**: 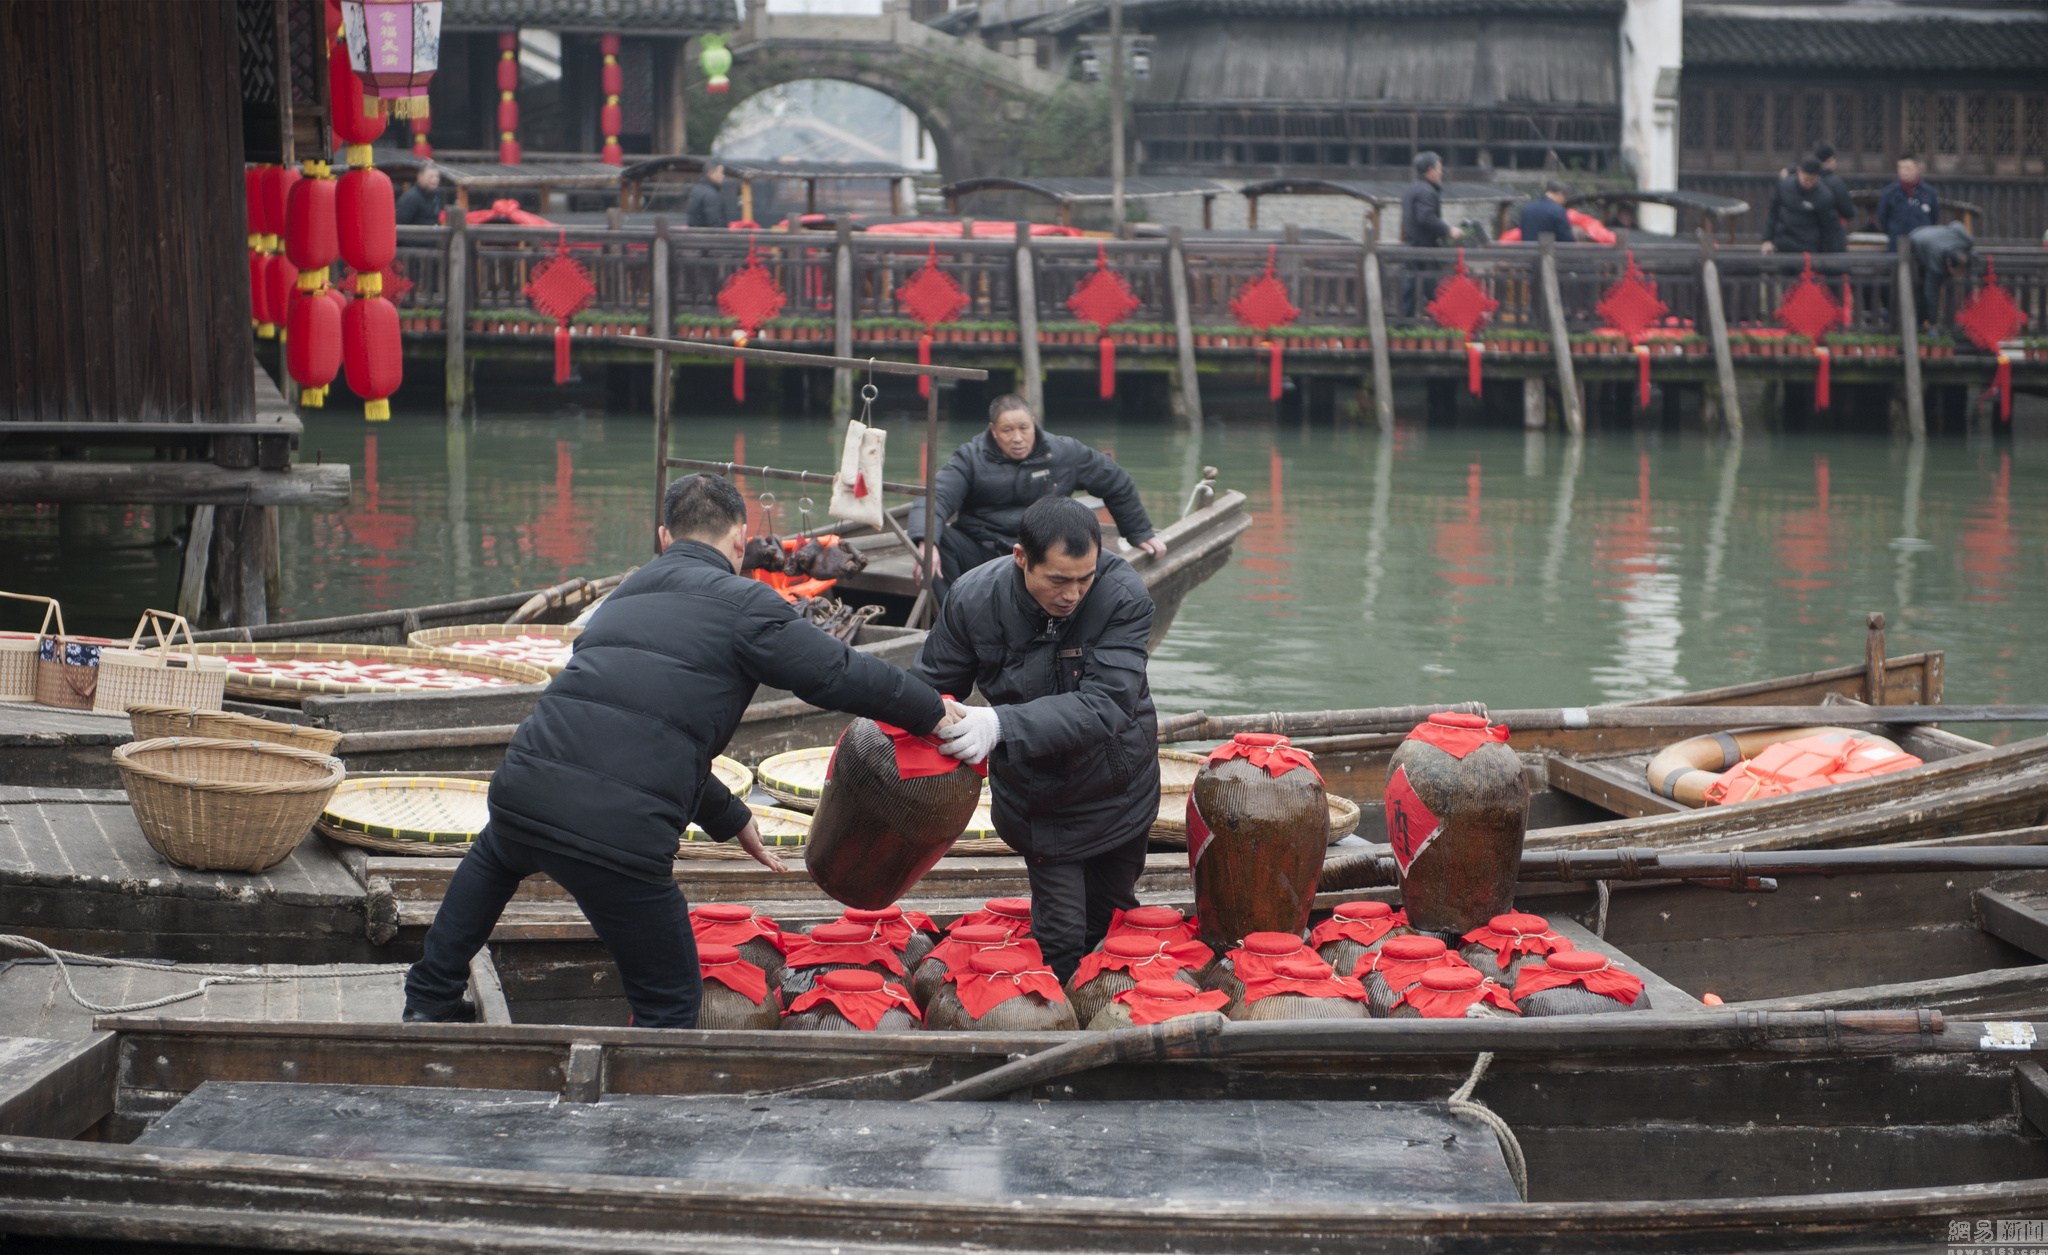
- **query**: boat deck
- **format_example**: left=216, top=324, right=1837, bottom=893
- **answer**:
left=0, top=701, right=133, bottom=789
left=0, top=960, right=409, bottom=1042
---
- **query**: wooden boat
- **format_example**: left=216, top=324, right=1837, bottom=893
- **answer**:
left=2, top=999, right=2046, bottom=1252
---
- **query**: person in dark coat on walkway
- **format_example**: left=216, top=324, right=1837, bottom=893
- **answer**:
left=918, top=496, right=1161, bottom=983
left=1813, top=144, right=1856, bottom=235
left=1908, top=223, right=1974, bottom=328
left=1763, top=159, right=1844, bottom=255
left=1517, top=181, right=1575, bottom=244
left=1878, top=155, right=1940, bottom=252
left=683, top=163, right=734, bottom=229
left=404, top=474, right=958, bottom=1027
left=908, top=395, right=1162, bottom=602
left=1400, top=151, right=1462, bottom=316
left=395, top=164, right=443, bottom=226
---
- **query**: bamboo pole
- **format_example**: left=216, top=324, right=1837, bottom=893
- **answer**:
left=1363, top=227, right=1394, bottom=431
left=444, top=217, right=468, bottom=422
left=1538, top=235, right=1582, bottom=435
left=1015, top=222, right=1044, bottom=417
left=1166, top=226, right=1203, bottom=427
left=619, top=336, right=988, bottom=380
left=1163, top=703, right=2048, bottom=744
left=1159, top=703, right=1487, bottom=743
left=915, top=1012, right=1227, bottom=1103
left=1700, top=236, right=1743, bottom=436
left=650, top=219, right=673, bottom=529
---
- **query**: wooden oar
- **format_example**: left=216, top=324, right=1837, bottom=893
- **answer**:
left=1163, top=703, right=2048, bottom=746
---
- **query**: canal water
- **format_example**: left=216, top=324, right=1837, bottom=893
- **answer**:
left=3, top=397, right=2042, bottom=730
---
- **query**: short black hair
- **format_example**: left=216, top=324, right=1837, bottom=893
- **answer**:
left=1414, top=151, right=1442, bottom=176
left=1897, top=152, right=1919, bottom=163
left=1814, top=143, right=1836, bottom=162
left=1544, top=179, right=1570, bottom=196
left=988, top=393, right=1035, bottom=425
left=1016, top=497, right=1100, bottom=566
left=1798, top=158, right=1824, bottom=176
left=663, top=474, right=746, bottom=540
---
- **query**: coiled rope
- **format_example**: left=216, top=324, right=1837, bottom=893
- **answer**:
left=0, top=935, right=409, bottom=1015
left=1447, top=1051, right=1528, bottom=1200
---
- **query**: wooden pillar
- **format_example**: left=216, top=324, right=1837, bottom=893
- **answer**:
left=444, top=217, right=469, bottom=421
left=1166, top=226, right=1202, bottom=428
left=1014, top=222, right=1044, bottom=418
left=1896, top=250, right=1926, bottom=439
left=1538, top=234, right=1583, bottom=436
left=832, top=217, right=855, bottom=422
left=1700, top=242, right=1743, bottom=438
left=210, top=506, right=269, bottom=628
left=1523, top=375, right=1547, bottom=430
left=1362, top=228, right=1394, bottom=432
left=651, top=218, right=673, bottom=452
left=176, top=506, right=216, bottom=624
left=1864, top=611, right=1888, bottom=704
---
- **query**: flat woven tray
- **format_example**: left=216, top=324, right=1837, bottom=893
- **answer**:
left=1149, top=792, right=1362, bottom=847
left=711, top=755, right=753, bottom=801
left=680, top=803, right=813, bottom=852
left=316, top=776, right=491, bottom=855
left=755, top=746, right=832, bottom=810
left=409, top=623, right=581, bottom=676
left=1158, top=747, right=1207, bottom=792
left=186, top=643, right=549, bottom=704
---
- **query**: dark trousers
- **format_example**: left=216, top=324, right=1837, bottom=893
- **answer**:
left=1023, top=830, right=1150, bottom=984
left=931, top=526, right=1005, bottom=605
left=404, top=824, right=702, bottom=1028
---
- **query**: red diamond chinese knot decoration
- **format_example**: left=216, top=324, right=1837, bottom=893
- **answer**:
left=525, top=235, right=597, bottom=386
left=1956, top=257, right=2029, bottom=422
left=1597, top=251, right=1669, bottom=410
left=898, top=242, right=969, bottom=397
left=1426, top=250, right=1499, bottom=397
left=717, top=235, right=786, bottom=402
left=1230, top=246, right=1299, bottom=402
left=1776, top=255, right=1843, bottom=410
left=1068, top=244, right=1142, bottom=399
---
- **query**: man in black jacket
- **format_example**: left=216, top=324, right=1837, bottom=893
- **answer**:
left=919, top=497, right=1161, bottom=982
left=684, top=163, right=734, bottom=229
left=1399, top=151, right=1462, bottom=316
left=404, top=474, right=957, bottom=1027
left=1763, top=159, right=1844, bottom=255
left=395, top=164, right=443, bottom=227
left=909, top=394, right=1163, bottom=601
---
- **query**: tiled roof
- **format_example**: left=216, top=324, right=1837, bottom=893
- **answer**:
left=1124, top=0, right=1622, bottom=17
left=441, top=0, right=738, bottom=33
left=1685, top=9, right=2048, bottom=73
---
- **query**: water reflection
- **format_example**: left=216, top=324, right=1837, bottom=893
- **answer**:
left=1962, top=452, right=2014, bottom=604
left=1774, top=455, right=1837, bottom=619
left=1588, top=452, right=1688, bottom=701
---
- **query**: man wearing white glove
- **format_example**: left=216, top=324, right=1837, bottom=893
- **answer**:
left=918, top=496, right=1160, bottom=983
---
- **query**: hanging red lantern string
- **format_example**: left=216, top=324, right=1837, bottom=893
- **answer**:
left=261, top=167, right=301, bottom=343
left=343, top=292, right=403, bottom=422
left=1955, top=257, right=2029, bottom=423
left=410, top=114, right=432, bottom=158
left=1067, top=243, right=1142, bottom=399
left=599, top=34, right=624, bottom=165
left=286, top=161, right=342, bottom=405
left=715, top=235, right=787, bottom=401
left=1594, top=250, right=1670, bottom=411
left=897, top=242, right=969, bottom=398
left=329, top=4, right=397, bottom=418
left=497, top=31, right=521, bottom=164
left=1776, top=255, right=1844, bottom=410
left=526, top=232, right=599, bottom=387
left=247, top=165, right=272, bottom=334
left=1425, top=249, right=1499, bottom=398
left=340, top=0, right=441, bottom=119
left=1231, top=245, right=1301, bottom=402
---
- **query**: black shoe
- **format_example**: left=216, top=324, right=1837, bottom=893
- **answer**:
left=403, top=997, right=478, bottom=1024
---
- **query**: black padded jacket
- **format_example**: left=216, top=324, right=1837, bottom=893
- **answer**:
left=908, top=429, right=1156, bottom=563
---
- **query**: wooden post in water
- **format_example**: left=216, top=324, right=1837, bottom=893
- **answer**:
left=1700, top=236, right=1743, bottom=436
left=211, top=506, right=269, bottom=628
left=833, top=217, right=855, bottom=422
left=1865, top=611, right=1888, bottom=705
left=444, top=217, right=468, bottom=422
left=177, top=506, right=216, bottom=623
left=1166, top=226, right=1202, bottom=428
left=651, top=217, right=672, bottom=437
left=1014, top=221, right=1044, bottom=418
left=1538, top=234, right=1582, bottom=435
left=1362, top=227, right=1394, bottom=432
left=1896, top=251, right=1926, bottom=438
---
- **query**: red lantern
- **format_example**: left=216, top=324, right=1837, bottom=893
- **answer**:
left=287, top=160, right=344, bottom=404
left=343, top=295, right=403, bottom=421
left=247, top=164, right=270, bottom=333
left=266, top=254, right=302, bottom=336
left=410, top=113, right=432, bottom=158
left=288, top=286, right=345, bottom=406
left=286, top=167, right=339, bottom=279
left=328, top=37, right=387, bottom=152
left=337, top=167, right=397, bottom=287
left=497, top=31, right=521, bottom=164
left=250, top=246, right=273, bottom=335
left=339, top=0, right=442, bottom=120
left=599, top=34, right=624, bottom=164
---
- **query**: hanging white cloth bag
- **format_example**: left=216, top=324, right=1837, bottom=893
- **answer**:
left=829, top=419, right=887, bottom=531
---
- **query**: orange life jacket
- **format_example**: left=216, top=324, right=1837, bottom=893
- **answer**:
left=752, top=534, right=842, bottom=604
left=1703, top=732, right=1923, bottom=806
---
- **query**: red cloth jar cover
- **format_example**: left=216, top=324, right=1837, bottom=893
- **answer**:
left=781, top=920, right=906, bottom=976
left=839, top=904, right=938, bottom=952
left=1511, top=949, right=1645, bottom=1006
left=924, top=924, right=1042, bottom=973
left=1309, top=901, right=1406, bottom=950
left=1357, top=934, right=1462, bottom=986
left=1241, top=956, right=1369, bottom=1005
left=947, top=947, right=1068, bottom=1020
left=1460, top=912, right=1570, bottom=965
left=697, top=943, right=769, bottom=1005
left=784, top=968, right=921, bottom=1030
left=1395, top=965, right=1519, bottom=1018
left=832, top=716, right=987, bottom=783
left=1072, top=933, right=1211, bottom=986
left=1114, top=979, right=1231, bottom=1026
left=954, top=898, right=1032, bottom=936
left=1106, top=905, right=1203, bottom=950
left=690, top=903, right=786, bottom=953
left=1222, top=931, right=1313, bottom=984
left=1206, top=732, right=1322, bottom=782
left=1405, top=712, right=1511, bottom=760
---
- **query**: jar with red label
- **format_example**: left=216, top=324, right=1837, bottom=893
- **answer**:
left=1388, top=965, right=1520, bottom=1020
left=695, top=943, right=781, bottom=1030
left=689, top=902, right=786, bottom=977
left=910, top=924, right=1041, bottom=1008
left=1383, top=713, right=1529, bottom=935
left=1512, top=950, right=1649, bottom=1016
left=775, top=920, right=908, bottom=1006
left=925, top=947, right=1078, bottom=1032
left=1459, top=912, right=1569, bottom=985
left=1067, top=933, right=1208, bottom=1026
left=1187, top=734, right=1329, bottom=949
left=1308, top=900, right=1411, bottom=977
left=780, top=968, right=922, bottom=1032
left=1087, top=978, right=1232, bottom=1031
left=1230, top=955, right=1371, bottom=1022
left=1357, top=934, right=1466, bottom=1016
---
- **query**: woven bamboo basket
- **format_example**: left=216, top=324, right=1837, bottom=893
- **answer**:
left=0, top=633, right=39, bottom=702
left=408, top=623, right=581, bottom=676
left=113, top=736, right=346, bottom=873
left=92, top=611, right=228, bottom=715
left=182, top=643, right=550, bottom=703
left=1149, top=791, right=1361, bottom=847
left=317, top=776, right=490, bottom=855
left=127, top=706, right=343, bottom=755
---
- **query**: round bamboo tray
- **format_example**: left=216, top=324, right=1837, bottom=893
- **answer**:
left=680, top=803, right=813, bottom=853
left=128, top=704, right=343, bottom=755
left=1158, top=748, right=1208, bottom=792
left=316, top=776, right=490, bottom=855
left=113, top=736, right=346, bottom=873
left=183, top=643, right=549, bottom=704
left=408, top=623, right=581, bottom=676
left=756, top=746, right=832, bottom=810
left=711, top=755, right=753, bottom=802
left=1149, top=791, right=1361, bottom=847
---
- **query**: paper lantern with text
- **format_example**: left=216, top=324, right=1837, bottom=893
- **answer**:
left=340, top=0, right=442, bottom=118
left=343, top=295, right=403, bottom=421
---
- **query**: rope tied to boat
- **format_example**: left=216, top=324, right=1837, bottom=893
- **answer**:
left=0, top=935, right=409, bottom=1015
left=1447, top=1051, right=1528, bottom=1200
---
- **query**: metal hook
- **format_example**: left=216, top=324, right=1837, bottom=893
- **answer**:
left=798, top=496, right=815, bottom=532
left=858, top=381, right=878, bottom=427
left=757, top=491, right=777, bottom=532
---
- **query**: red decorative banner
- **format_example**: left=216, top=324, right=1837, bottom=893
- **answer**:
left=1230, top=245, right=1298, bottom=402
left=1383, top=764, right=1443, bottom=876
left=897, top=242, right=969, bottom=397
left=1426, top=249, right=1499, bottom=397
left=1067, top=244, right=1141, bottom=399
left=716, top=234, right=787, bottom=401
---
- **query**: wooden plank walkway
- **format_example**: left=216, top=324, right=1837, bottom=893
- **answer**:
left=0, top=787, right=379, bottom=964
left=0, top=958, right=409, bottom=1042
left=0, top=700, right=134, bottom=789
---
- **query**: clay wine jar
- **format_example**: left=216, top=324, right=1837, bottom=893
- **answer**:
left=840, top=904, right=937, bottom=972
left=775, top=920, right=905, bottom=1006
left=1458, top=911, right=1568, bottom=986
left=1229, top=956, right=1370, bottom=1022
left=1202, top=931, right=1312, bottom=1012
left=806, top=717, right=982, bottom=909
left=1067, top=934, right=1204, bottom=1027
left=1088, top=979, right=1230, bottom=1030
left=909, top=924, right=1024, bottom=1008
left=689, top=903, right=787, bottom=979
left=780, top=968, right=921, bottom=1032
left=1513, top=950, right=1650, bottom=1017
left=1387, top=964, right=1519, bottom=1020
left=1309, top=900, right=1411, bottom=977
left=1384, top=713, right=1530, bottom=936
left=695, top=943, right=781, bottom=1030
left=924, top=948, right=1078, bottom=1032
left=1188, top=734, right=1329, bottom=949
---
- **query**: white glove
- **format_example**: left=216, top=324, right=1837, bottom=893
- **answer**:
left=936, top=704, right=1001, bottom=766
